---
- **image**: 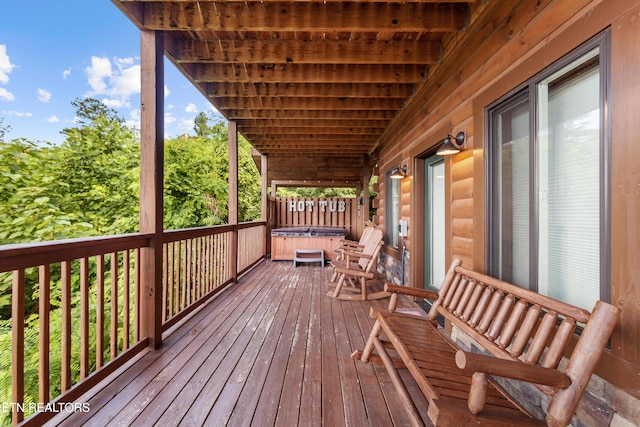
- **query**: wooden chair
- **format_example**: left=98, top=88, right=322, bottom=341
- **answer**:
left=326, top=227, right=388, bottom=300
left=328, top=223, right=377, bottom=283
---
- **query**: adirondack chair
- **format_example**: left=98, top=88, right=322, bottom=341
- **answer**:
left=328, top=222, right=378, bottom=283
left=326, top=227, right=388, bottom=300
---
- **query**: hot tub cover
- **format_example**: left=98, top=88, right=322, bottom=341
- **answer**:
left=271, top=227, right=347, bottom=237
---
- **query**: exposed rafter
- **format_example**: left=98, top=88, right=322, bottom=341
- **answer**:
left=111, top=0, right=474, bottom=184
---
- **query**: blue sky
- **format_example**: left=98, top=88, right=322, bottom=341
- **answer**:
left=0, top=0, right=222, bottom=145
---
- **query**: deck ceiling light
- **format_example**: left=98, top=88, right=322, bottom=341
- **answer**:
left=436, top=131, right=466, bottom=156
left=390, top=165, right=407, bottom=179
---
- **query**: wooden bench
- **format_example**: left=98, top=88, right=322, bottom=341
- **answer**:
left=353, top=258, right=620, bottom=427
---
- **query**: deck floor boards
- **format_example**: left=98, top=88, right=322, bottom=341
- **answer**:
left=47, top=260, right=433, bottom=426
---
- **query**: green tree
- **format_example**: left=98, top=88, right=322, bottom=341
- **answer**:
left=58, top=98, right=140, bottom=235
left=0, top=118, right=10, bottom=142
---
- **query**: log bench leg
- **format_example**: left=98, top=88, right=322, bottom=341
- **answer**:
left=360, top=318, right=382, bottom=362
left=372, top=336, right=425, bottom=427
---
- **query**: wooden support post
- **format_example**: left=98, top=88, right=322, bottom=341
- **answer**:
left=362, top=154, right=371, bottom=236
left=261, top=154, right=269, bottom=257
left=261, top=154, right=268, bottom=222
left=139, top=30, right=164, bottom=350
left=228, top=120, right=239, bottom=282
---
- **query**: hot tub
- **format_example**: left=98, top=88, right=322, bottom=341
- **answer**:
left=271, top=227, right=347, bottom=261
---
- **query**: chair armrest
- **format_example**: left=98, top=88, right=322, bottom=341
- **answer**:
left=339, top=241, right=364, bottom=250
left=344, top=250, right=373, bottom=262
left=384, top=283, right=439, bottom=301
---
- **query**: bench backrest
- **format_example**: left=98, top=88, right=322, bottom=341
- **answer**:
left=429, top=258, right=620, bottom=426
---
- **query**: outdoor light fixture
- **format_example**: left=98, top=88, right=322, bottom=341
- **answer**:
left=390, top=164, right=407, bottom=179
left=436, top=131, right=466, bottom=156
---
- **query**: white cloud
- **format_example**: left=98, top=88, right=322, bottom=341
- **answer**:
left=0, top=87, right=15, bottom=101
left=130, top=108, right=141, bottom=121
left=102, top=97, right=130, bottom=109
left=85, top=55, right=140, bottom=107
left=4, top=110, right=32, bottom=117
left=177, top=118, right=195, bottom=133
left=185, top=103, right=198, bottom=114
left=164, top=85, right=170, bottom=98
left=63, top=68, right=71, bottom=79
left=46, top=115, right=60, bottom=123
left=37, top=88, right=52, bottom=103
left=0, top=45, right=15, bottom=85
left=164, top=111, right=176, bottom=124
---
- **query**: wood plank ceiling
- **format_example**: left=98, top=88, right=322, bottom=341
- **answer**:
left=111, top=0, right=472, bottom=186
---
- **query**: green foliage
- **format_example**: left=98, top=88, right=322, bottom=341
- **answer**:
left=164, top=114, right=262, bottom=228
left=0, top=102, right=263, bottom=424
left=277, top=187, right=356, bottom=198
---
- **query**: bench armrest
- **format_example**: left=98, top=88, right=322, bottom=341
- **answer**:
left=455, top=350, right=572, bottom=388
left=384, top=283, right=439, bottom=301
left=455, top=350, right=572, bottom=415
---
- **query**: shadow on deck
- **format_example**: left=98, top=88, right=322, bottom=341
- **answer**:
left=46, top=259, right=432, bottom=426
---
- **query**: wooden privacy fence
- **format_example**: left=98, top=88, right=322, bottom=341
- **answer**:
left=274, top=197, right=360, bottom=238
left=0, top=221, right=266, bottom=426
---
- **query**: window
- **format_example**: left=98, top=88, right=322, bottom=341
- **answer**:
left=487, top=32, right=610, bottom=311
left=385, top=169, right=400, bottom=248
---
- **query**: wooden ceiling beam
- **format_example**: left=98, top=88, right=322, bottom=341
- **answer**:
left=204, top=82, right=415, bottom=98
left=241, top=126, right=384, bottom=135
left=190, top=63, right=426, bottom=83
left=259, top=147, right=371, bottom=154
left=216, top=96, right=404, bottom=110
left=145, top=3, right=467, bottom=33
left=269, top=180, right=362, bottom=189
left=250, top=134, right=375, bottom=141
left=168, top=39, right=441, bottom=65
left=236, top=119, right=392, bottom=128
left=222, top=109, right=398, bottom=120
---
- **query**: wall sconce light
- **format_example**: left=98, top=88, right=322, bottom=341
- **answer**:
left=436, top=131, right=466, bottom=156
left=390, top=164, right=407, bottom=179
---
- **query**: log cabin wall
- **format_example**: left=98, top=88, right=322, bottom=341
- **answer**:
left=374, top=0, right=640, bottom=423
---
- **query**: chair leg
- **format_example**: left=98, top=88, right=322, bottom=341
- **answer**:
left=331, top=274, right=346, bottom=298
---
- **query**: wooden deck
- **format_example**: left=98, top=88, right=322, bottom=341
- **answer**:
left=46, top=259, right=432, bottom=426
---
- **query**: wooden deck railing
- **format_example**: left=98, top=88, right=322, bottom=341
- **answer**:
left=0, top=221, right=266, bottom=425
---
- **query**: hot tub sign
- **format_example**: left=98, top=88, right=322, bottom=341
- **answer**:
left=288, top=199, right=347, bottom=213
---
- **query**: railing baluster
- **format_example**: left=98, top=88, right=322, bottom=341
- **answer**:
left=96, top=254, right=105, bottom=369
left=134, top=248, right=141, bottom=343
left=12, top=270, right=25, bottom=425
left=38, top=264, right=51, bottom=404
left=177, top=241, right=183, bottom=312
left=80, top=257, right=90, bottom=380
left=123, top=250, right=131, bottom=350
left=110, top=252, right=119, bottom=360
left=168, top=242, right=174, bottom=318
left=61, top=260, right=72, bottom=392
left=162, top=243, right=168, bottom=323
